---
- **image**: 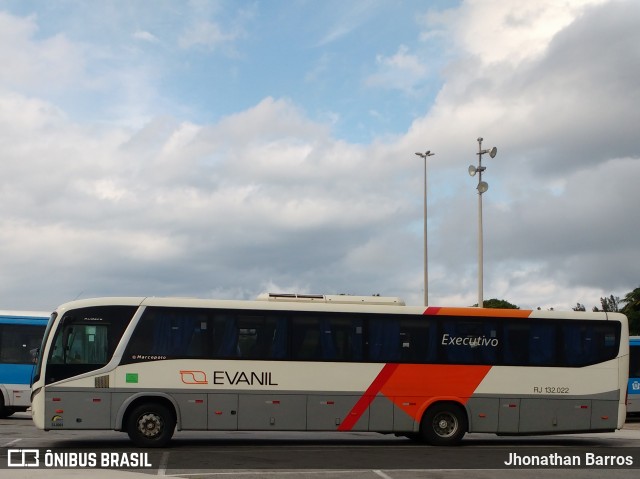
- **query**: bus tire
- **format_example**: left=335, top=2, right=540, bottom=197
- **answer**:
left=420, top=402, right=467, bottom=446
left=0, top=396, right=14, bottom=418
left=126, top=402, right=176, bottom=448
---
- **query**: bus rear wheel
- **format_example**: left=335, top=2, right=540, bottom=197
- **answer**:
left=420, top=403, right=467, bottom=446
left=126, top=403, right=176, bottom=448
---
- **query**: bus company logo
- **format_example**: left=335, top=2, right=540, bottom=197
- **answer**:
left=180, top=370, right=208, bottom=384
left=7, top=449, right=39, bottom=468
left=633, top=381, right=640, bottom=391
left=213, top=370, right=278, bottom=386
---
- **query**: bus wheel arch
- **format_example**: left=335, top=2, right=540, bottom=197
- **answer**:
left=124, top=397, right=177, bottom=448
left=419, top=401, right=468, bottom=446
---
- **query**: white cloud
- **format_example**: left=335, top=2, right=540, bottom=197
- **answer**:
left=0, top=86, right=414, bottom=307
left=423, top=0, right=608, bottom=67
left=133, top=30, right=159, bottom=43
left=402, top=0, right=640, bottom=309
left=0, top=1, right=637, bottom=315
left=0, top=12, right=86, bottom=92
left=365, top=45, right=430, bottom=94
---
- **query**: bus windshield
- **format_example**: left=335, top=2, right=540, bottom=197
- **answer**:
left=44, top=306, right=137, bottom=385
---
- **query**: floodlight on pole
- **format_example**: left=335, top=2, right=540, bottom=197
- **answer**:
left=468, top=137, right=497, bottom=308
left=415, top=150, right=434, bottom=307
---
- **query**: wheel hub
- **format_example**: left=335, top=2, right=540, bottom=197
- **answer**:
left=138, top=413, right=162, bottom=437
left=433, top=412, right=457, bottom=437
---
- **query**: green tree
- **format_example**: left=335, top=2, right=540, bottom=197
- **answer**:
left=621, top=286, right=640, bottom=335
left=473, top=298, right=519, bottom=309
left=572, top=303, right=586, bottom=311
left=593, top=295, right=620, bottom=312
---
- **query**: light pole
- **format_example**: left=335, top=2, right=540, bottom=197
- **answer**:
left=415, top=150, right=434, bottom=306
left=468, top=138, right=496, bottom=308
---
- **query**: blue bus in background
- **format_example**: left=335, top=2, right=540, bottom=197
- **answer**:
left=0, top=311, right=49, bottom=417
left=630, top=336, right=640, bottom=415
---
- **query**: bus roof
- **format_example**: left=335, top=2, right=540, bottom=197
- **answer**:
left=50, top=296, right=628, bottom=324
left=0, top=310, right=51, bottom=319
left=255, top=293, right=405, bottom=306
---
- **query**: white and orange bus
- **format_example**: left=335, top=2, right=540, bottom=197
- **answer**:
left=30, top=294, right=629, bottom=447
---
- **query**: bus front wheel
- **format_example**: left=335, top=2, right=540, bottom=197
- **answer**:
left=126, top=402, right=176, bottom=448
left=0, top=396, right=15, bottom=418
left=420, top=403, right=467, bottom=446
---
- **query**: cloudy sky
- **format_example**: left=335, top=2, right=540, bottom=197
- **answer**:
left=0, top=0, right=638, bottom=312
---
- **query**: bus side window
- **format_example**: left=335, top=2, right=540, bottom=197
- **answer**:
left=232, top=314, right=288, bottom=360
left=398, top=319, right=432, bottom=363
left=330, top=317, right=363, bottom=361
left=318, top=318, right=337, bottom=360
left=0, top=324, right=44, bottom=364
left=562, top=324, right=591, bottom=366
left=127, top=309, right=211, bottom=359
left=186, top=315, right=209, bottom=357
left=291, top=317, right=320, bottom=360
left=439, top=319, right=498, bottom=365
left=150, top=311, right=196, bottom=357
left=561, top=322, right=620, bottom=366
left=213, top=315, right=239, bottom=358
left=238, top=315, right=287, bottom=360
left=368, top=318, right=400, bottom=362
left=529, top=323, right=556, bottom=366
left=503, top=323, right=529, bottom=365
left=630, top=345, right=640, bottom=377
left=271, top=317, right=288, bottom=359
left=236, top=315, right=265, bottom=359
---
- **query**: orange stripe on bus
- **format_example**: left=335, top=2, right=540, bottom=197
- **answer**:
left=380, top=364, right=492, bottom=421
left=423, top=307, right=532, bottom=318
left=338, top=363, right=491, bottom=431
left=337, top=363, right=398, bottom=431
